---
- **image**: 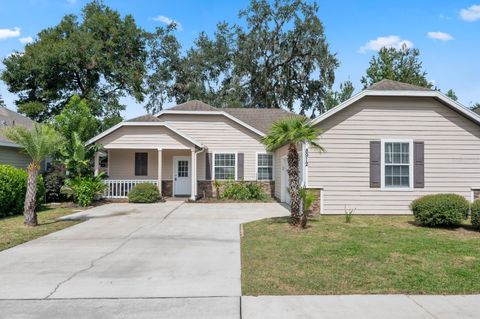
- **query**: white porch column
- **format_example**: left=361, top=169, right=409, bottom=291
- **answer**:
left=158, top=149, right=162, bottom=196
left=94, top=152, right=100, bottom=177
left=190, top=149, right=197, bottom=201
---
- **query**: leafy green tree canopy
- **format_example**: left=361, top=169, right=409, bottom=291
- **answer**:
left=445, top=89, right=458, bottom=101
left=324, top=80, right=354, bottom=112
left=53, top=95, right=98, bottom=143
left=1, top=1, right=147, bottom=122
left=147, top=0, right=338, bottom=116
left=361, top=44, right=432, bottom=89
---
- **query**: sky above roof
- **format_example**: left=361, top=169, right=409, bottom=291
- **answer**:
left=0, top=0, right=479, bottom=119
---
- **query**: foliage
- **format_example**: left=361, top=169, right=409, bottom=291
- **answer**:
left=60, top=132, right=95, bottom=177
left=471, top=102, right=480, bottom=114
left=262, top=117, right=324, bottom=152
left=445, top=89, right=458, bottom=101
left=0, top=165, right=45, bottom=218
left=471, top=199, right=480, bottom=230
left=213, top=179, right=222, bottom=200
left=146, top=0, right=338, bottom=117
left=1, top=1, right=147, bottom=122
left=4, top=123, right=64, bottom=163
left=221, top=182, right=267, bottom=201
left=53, top=95, right=99, bottom=144
left=61, top=174, right=106, bottom=207
left=43, top=165, right=67, bottom=202
left=299, top=188, right=316, bottom=228
left=344, top=206, right=355, bottom=223
left=324, top=81, right=354, bottom=111
left=127, top=183, right=161, bottom=203
left=360, top=44, right=432, bottom=89
left=0, top=93, right=5, bottom=107
left=410, top=194, right=469, bottom=227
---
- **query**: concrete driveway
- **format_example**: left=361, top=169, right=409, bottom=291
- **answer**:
left=0, top=201, right=288, bottom=318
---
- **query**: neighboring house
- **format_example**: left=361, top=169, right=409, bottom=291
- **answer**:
left=0, top=106, right=34, bottom=169
left=87, top=79, right=480, bottom=214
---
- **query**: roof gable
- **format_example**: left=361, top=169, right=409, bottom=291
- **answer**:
left=367, top=79, right=432, bottom=91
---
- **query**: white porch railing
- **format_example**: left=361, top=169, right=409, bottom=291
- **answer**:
left=103, top=179, right=158, bottom=199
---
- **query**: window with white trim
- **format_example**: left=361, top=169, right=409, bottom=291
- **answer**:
left=257, top=153, right=273, bottom=180
left=384, top=142, right=410, bottom=188
left=214, top=153, right=236, bottom=180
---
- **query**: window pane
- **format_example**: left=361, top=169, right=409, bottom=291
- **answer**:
left=135, top=153, right=148, bottom=176
left=401, top=176, right=409, bottom=186
left=257, top=154, right=273, bottom=180
left=177, top=160, right=188, bottom=177
left=258, top=167, right=272, bottom=180
left=214, top=153, right=236, bottom=180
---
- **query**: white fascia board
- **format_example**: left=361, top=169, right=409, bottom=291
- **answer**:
left=310, top=89, right=480, bottom=126
left=85, top=121, right=204, bottom=148
left=156, top=110, right=266, bottom=137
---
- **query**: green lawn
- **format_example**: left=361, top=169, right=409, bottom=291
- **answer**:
left=241, top=215, right=480, bottom=295
left=0, top=207, right=82, bottom=251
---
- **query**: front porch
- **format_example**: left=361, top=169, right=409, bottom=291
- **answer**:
left=95, top=148, right=202, bottom=200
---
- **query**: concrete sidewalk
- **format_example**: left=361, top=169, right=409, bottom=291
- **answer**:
left=1, top=295, right=478, bottom=318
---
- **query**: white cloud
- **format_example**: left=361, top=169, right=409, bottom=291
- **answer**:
left=460, top=4, right=480, bottom=21
left=66, top=0, right=77, bottom=5
left=19, top=36, right=33, bottom=44
left=359, top=35, right=413, bottom=53
left=0, top=27, right=21, bottom=40
left=427, top=31, right=454, bottom=41
left=153, top=15, right=183, bottom=31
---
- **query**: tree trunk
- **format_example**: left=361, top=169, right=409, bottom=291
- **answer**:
left=288, top=143, right=301, bottom=225
left=23, top=162, right=39, bottom=227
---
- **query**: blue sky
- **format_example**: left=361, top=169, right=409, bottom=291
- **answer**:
left=0, top=0, right=479, bottom=119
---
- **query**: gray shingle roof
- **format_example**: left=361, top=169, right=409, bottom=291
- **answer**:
left=222, top=108, right=299, bottom=134
left=126, top=100, right=298, bottom=134
left=0, top=106, right=35, bottom=146
left=167, top=100, right=218, bottom=111
left=367, top=79, right=432, bottom=91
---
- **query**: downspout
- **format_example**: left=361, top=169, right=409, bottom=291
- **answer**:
left=193, top=145, right=206, bottom=200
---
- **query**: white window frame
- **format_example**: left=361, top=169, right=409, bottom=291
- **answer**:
left=256, top=152, right=274, bottom=181
left=213, top=152, right=238, bottom=180
left=380, top=139, right=414, bottom=191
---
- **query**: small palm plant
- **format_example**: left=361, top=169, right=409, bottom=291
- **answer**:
left=299, top=188, right=316, bottom=228
left=262, top=117, right=324, bottom=226
left=5, top=124, right=64, bottom=226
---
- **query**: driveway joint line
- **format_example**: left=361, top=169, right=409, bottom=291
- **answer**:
left=406, top=295, right=439, bottom=319
left=44, top=202, right=184, bottom=300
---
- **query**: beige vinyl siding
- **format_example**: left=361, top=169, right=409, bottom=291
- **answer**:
left=308, top=96, right=480, bottom=214
left=97, top=126, right=194, bottom=150
left=160, top=114, right=268, bottom=181
left=108, top=149, right=197, bottom=180
left=0, top=146, right=31, bottom=169
left=274, top=144, right=289, bottom=199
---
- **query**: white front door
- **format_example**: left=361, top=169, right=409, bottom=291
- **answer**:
left=173, top=156, right=191, bottom=196
left=281, top=156, right=291, bottom=204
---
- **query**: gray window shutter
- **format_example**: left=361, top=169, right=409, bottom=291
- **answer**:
left=414, top=141, right=425, bottom=188
left=237, top=153, right=244, bottom=180
left=370, top=141, right=381, bottom=188
left=205, top=153, right=212, bottom=180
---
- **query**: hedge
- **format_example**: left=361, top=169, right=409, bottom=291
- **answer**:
left=471, top=199, right=480, bottom=230
left=0, top=164, right=45, bottom=218
left=410, top=193, right=469, bottom=227
left=128, top=183, right=161, bottom=203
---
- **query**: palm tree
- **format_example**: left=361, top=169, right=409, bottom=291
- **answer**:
left=5, top=124, right=64, bottom=226
left=262, top=117, right=324, bottom=226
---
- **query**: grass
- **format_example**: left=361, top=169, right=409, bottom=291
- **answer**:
left=241, top=215, right=480, bottom=295
left=0, top=207, right=82, bottom=251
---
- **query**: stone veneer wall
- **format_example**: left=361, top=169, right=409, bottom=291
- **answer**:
left=162, top=180, right=173, bottom=197
left=197, top=181, right=275, bottom=199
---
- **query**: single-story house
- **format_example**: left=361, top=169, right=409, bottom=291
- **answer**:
left=0, top=106, right=35, bottom=169
left=87, top=79, right=480, bottom=214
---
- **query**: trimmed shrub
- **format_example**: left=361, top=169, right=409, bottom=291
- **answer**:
left=128, top=183, right=161, bottom=203
left=43, top=165, right=66, bottom=202
left=0, top=164, right=45, bottom=218
left=410, top=193, right=469, bottom=227
left=222, top=182, right=267, bottom=201
left=61, top=175, right=106, bottom=207
left=471, top=199, right=480, bottom=230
